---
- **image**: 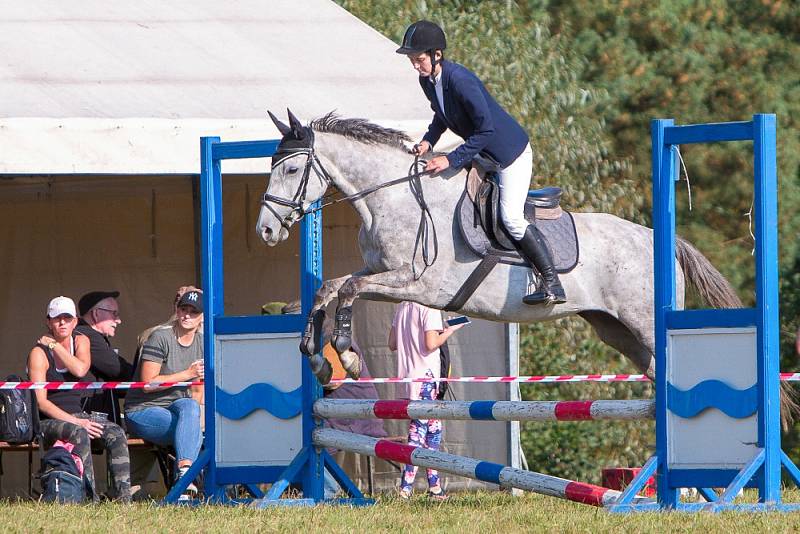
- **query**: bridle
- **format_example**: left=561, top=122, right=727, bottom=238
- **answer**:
left=261, top=151, right=333, bottom=232
left=262, top=128, right=439, bottom=279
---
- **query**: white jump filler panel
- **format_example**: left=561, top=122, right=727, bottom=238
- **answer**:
left=214, top=332, right=303, bottom=468
left=667, top=327, right=757, bottom=470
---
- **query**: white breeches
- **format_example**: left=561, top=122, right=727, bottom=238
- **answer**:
left=497, top=143, right=533, bottom=241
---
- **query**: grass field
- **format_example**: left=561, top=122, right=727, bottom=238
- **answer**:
left=3, top=491, right=800, bottom=533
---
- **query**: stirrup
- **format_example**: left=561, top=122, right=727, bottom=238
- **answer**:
left=523, top=287, right=566, bottom=305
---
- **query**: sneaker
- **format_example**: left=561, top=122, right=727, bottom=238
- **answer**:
left=399, top=487, right=412, bottom=500
left=176, top=466, right=198, bottom=498
left=427, top=488, right=448, bottom=501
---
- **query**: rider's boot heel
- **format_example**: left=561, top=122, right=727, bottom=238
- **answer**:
left=516, top=225, right=567, bottom=305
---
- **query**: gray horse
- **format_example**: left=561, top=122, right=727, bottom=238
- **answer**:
left=257, top=110, right=741, bottom=387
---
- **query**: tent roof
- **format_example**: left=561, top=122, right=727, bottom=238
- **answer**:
left=0, top=0, right=448, bottom=174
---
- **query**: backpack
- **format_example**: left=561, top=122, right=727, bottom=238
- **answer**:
left=39, top=445, right=92, bottom=503
left=0, top=374, right=39, bottom=444
left=437, top=341, right=452, bottom=400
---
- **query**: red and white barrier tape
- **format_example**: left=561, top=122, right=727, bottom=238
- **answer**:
left=331, top=372, right=800, bottom=384
left=329, top=374, right=652, bottom=384
left=0, top=381, right=201, bottom=390
left=2, top=372, right=800, bottom=389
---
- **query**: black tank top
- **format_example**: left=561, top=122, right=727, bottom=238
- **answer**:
left=39, top=334, right=85, bottom=418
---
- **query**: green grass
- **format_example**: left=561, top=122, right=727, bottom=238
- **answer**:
left=3, top=491, right=800, bottom=533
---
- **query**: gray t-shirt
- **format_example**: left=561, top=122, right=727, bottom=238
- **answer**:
left=125, top=328, right=203, bottom=412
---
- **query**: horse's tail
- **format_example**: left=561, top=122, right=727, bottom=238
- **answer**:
left=676, top=237, right=742, bottom=308
left=676, top=236, right=799, bottom=429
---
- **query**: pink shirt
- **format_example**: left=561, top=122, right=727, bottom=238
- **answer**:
left=392, top=301, right=443, bottom=399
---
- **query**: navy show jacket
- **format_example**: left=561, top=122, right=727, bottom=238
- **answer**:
left=419, top=59, right=529, bottom=170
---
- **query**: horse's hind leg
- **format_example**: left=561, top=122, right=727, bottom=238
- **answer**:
left=578, top=310, right=656, bottom=378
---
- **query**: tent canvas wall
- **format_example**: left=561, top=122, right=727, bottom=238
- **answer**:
left=0, top=0, right=519, bottom=497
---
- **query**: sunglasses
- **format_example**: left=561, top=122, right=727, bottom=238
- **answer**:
left=96, top=308, right=121, bottom=319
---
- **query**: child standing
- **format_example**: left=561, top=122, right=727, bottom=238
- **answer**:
left=388, top=301, right=464, bottom=499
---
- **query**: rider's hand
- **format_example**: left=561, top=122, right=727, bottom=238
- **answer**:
left=413, top=141, right=431, bottom=156
left=425, top=155, right=450, bottom=174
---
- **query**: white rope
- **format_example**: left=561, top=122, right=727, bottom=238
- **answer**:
left=744, top=198, right=756, bottom=255
left=673, top=145, right=692, bottom=211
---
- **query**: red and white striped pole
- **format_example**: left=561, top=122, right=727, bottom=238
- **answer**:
left=313, top=399, right=654, bottom=422
left=313, top=428, right=652, bottom=507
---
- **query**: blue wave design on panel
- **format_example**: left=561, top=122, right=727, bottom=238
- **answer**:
left=215, top=383, right=302, bottom=420
left=667, top=380, right=757, bottom=419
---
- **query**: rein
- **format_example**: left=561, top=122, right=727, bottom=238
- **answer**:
left=263, top=141, right=439, bottom=279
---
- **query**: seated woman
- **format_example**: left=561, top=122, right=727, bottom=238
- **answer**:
left=124, top=289, right=204, bottom=498
left=27, top=296, right=131, bottom=502
left=135, top=285, right=204, bottom=409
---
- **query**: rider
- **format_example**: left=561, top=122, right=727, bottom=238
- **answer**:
left=397, top=20, right=566, bottom=305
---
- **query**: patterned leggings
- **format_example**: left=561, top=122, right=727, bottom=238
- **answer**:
left=400, top=373, right=442, bottom=492
left=40, top=413, right=131, bottom=501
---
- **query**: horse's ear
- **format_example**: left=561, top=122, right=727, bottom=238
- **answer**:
left=268, top=110, right=290, bottom=136
left=287, top=108, right=305, bottom=139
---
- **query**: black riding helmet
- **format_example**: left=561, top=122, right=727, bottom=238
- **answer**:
left=396, top=20, right=446, bottom=81
left=395, top=20, right=447, bottom=54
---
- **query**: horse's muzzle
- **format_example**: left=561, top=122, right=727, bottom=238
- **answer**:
left=260, top=225, right=289, bottom=246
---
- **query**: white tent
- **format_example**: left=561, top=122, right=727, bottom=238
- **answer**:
left=0, top=0, right=519, bottom=497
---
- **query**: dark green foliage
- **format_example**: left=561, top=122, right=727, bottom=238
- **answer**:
left=338, top=0, right=800, bottom=481
left=546, top=0, right=800, bottom=295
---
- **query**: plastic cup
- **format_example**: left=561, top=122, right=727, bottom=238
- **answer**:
left=90, top=411, right=108, bottom=424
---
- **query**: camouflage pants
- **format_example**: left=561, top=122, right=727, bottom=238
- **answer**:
left=40, top=413, right=131, bottom=502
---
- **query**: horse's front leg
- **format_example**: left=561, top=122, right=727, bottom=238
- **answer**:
left=331, top=265, right=432, bottom=357
left=301, top=269, right=371, bottom=384
left=300, top=268, right=371, bottom=355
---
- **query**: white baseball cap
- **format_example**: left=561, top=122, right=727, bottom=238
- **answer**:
left=47, top=296, right=77, bottom=318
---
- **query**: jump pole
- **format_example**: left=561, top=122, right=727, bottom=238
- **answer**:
left=314, top=428, right=652, bottom=507
left=314, top=399, right=654, bottom=422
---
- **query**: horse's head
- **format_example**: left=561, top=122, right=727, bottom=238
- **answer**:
left=257, top=109, right=332, bottom=245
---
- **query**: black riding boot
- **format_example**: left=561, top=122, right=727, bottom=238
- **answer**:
left=516, top=225, right=566, bottom=305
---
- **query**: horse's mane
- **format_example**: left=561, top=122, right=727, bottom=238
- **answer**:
left=309, top=112, right=411, bottom=151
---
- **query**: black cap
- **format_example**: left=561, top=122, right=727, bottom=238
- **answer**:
left=177, top=290, right=203, bottom=313
left=78, top=291, right=120, bottom=316
left=396, top=20, right=446, bottom=55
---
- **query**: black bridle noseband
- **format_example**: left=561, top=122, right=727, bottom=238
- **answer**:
left=262, top=129, right=439, bottom=279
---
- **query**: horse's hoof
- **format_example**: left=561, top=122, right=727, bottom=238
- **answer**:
left=300, top=309, right=326, bottom=356
left=332, top=333, right=352, bottom=354
left=309, top=354, right=333, bottom=385
left=332, top=306, right=353, bottom=354
left=339, top=349, right=360, bottom=380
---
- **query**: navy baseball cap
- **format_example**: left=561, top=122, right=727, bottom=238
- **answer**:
left=177, top=289, right=203, bottom=312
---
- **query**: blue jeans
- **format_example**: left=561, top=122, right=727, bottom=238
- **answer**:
left=324, top=468, right=341, bottom=499
left=125, top=397, right=202, bottom=466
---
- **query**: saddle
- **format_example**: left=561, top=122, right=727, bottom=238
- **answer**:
left=459, top=166, right=579, bottom=270
left=445, top=163, right=579, bottom=312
